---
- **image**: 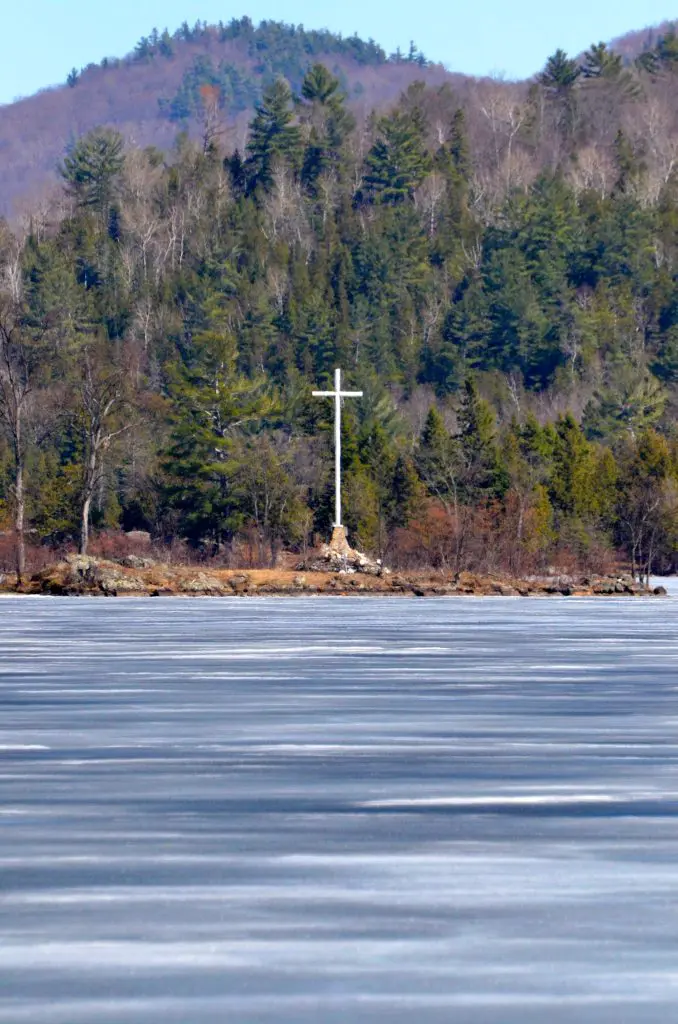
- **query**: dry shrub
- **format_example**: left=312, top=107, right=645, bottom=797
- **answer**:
left=88, top=529, right=152, bottom=561
left=389, top=499, right=617, bottom=576
left=0, top=517, right=618, bottom=579
left=88, top=526, right=286, bottom=569
left=390, top=503, right=456, bottom=571
left=0, top=534, right=61, bottom=574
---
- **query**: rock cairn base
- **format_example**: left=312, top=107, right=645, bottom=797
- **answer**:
left=299, top=526, right=390, bottom=576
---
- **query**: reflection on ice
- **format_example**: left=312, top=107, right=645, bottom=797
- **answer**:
left=1, top=595, right=678, bottom=1023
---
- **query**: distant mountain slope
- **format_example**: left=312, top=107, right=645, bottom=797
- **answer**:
left=609, top=19, right=677, bottom=61
left=0, top=16, right=675, bottom=220
left=0, top=19, right=462, bottom=219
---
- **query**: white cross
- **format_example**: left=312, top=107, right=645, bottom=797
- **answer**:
left=312, top=368, right=363, bottom=528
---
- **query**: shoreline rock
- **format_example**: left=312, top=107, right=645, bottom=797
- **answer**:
left=298, top=526, right=390, bottom=577
left=0, top=557, right=666, bottom=598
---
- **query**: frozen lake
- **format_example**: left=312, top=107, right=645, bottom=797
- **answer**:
left=1, top=594, right=678, bottom=1023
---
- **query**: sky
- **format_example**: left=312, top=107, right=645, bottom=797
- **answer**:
left=1, top=0, right=676, bottom=105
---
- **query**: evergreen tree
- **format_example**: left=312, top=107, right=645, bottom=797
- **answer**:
left=655, top=31, right=678, bottom=71
left=163, top=295, right=275, bottom=547
left=60, top=129, right=125, bottom=213
left=581, top=43, right=640, bottom=98
left=6, top=28, right=678, bottom=574
left=416, top=406, right=459, bottom=510
left=448, top=108, right=471, bottom=180
left=581, top=42, right=623, bottom=79
left=245, top=78, right=302, bottom=192
left=538, top=49, right=581, bottom=140
left=582, top=371, right=667, bottom=441
left=299, top=64, right=354, bottom=187
left=637, top=31, right=678, bottom=75
left=363, top=108, right=431, bottom=204
left=457, top=378, right=506, bottom=503
left=538, top=49, right=581, bottom=94
left=391, top=454, right=426, bottom=526
left=549, top=414, right=601, bottom=520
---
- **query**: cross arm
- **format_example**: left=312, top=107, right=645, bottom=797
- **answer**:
left=340, top=391, right=363, bottom=397
left=312, top=391, right=335, bottom=397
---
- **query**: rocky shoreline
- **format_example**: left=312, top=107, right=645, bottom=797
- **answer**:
left=0, top=554, right=667, bottom=598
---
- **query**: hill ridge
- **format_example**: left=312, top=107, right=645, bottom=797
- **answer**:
left=2, top=14, right=675, bottom=219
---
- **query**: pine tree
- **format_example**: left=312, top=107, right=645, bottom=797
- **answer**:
left=299, top=64, right=354, bottom=188
left=391, top=454, right=426, bottom=526
left=60, top=129, right=125, bottom=213
left=580, top=43, right=641, bottom=101
left=364, top=109, right=431, bottom=204
left=245, top=78, right=301, bottom=192
left=163, top=294, right=275, bottom=548
left=448, top=108, right=471, bottom=180
left=581, top=42, right=623, bottom=79
left=416, top=406, right=459, bottom=509
left=656, top=31, right=678, bottom=70
left=549, top=414, right=599, bottom=519
left=538, top=50, right=581, bottom=140
left=539, top=50, right=581, bottom=94
left=457, top=378, right=506, bottom=503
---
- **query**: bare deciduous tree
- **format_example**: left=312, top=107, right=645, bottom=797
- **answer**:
left=76, top=345, right=132, bottom=555
left=0, top=300, right=33, bottom=582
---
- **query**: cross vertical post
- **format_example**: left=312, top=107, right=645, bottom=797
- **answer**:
left=334, top=368, right=342, bottom=528
left=312, top=368, right=363, bottom=528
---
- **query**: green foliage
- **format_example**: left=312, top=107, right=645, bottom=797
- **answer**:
left=615, top=429, right=678, bottom=579
left=583, top=370, right=667, bottom=442
left=416, top=406, right=458, bottom=507
left=457, top=378, right=506, bottom=503
left=447, top=108, right=471, bottom=180
left=149, top=15, right=391, bottom=115
left=364, top=107, right=431, bottom=204
left=158, top=30, right=174, bottom=57
left=581, top=42, right=640, bottom=98
left=581, top=43, right=623, bottom=79
left=219, top=17, right=387, bottom=73
left=613, top=130, right=646, bottom=195
left=60, top=129, right=125, bottom=213
left=245, top=78, right=302, bottom=192
left=637, top=30, right=678, bottom=75
left=234, top=434, right=310, bottom=559
left=162, top=295, right=275, bottom=547
left=539, top=49, right=581, bottom=93
left=548, top=414, right=614, bottom=522
left=299, top=64, right=355, bottom=187
left=160, top=57, right=259, bottom=121
left=7, top=43, right=678, bottom=575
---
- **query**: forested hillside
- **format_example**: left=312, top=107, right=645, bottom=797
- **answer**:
left=0, top=18, right=449, bottom=219
left=3, top=22, right=678, bottom=582
left=0, top=15, right=676, bottom=218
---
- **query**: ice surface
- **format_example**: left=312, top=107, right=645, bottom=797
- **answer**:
left=1, top=595, right=678, bottom=1023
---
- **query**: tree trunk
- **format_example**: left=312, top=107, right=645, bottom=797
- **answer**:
left=630, top=535, right=638, bottom=583
left=80, top=431, right=101, bottom=556
left=79, top=450, right=97, bottom=555
left=79, top=493, right=92, bottom=556
left=14, top=446, right=25, bottom=585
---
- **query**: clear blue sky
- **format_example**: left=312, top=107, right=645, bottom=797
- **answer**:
left=1, top=0, right=675, bottom=104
